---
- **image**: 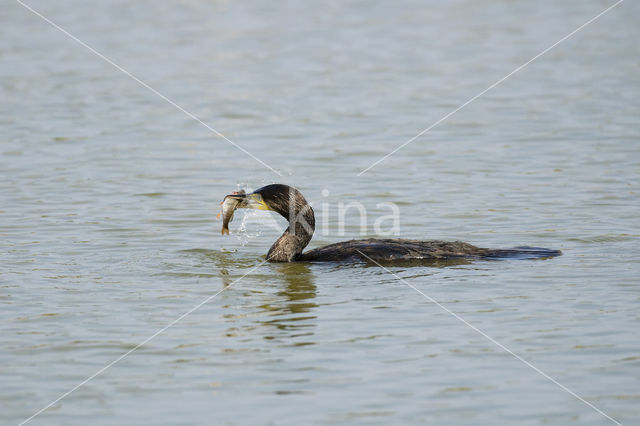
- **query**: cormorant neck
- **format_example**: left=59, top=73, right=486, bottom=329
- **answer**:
left=267, top=200, right=315, bottom=262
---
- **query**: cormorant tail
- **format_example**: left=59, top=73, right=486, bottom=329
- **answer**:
left=485, top=246, right=562, bottom=260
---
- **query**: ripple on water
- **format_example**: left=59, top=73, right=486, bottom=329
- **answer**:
left=567, top=234, right=638, bottom=243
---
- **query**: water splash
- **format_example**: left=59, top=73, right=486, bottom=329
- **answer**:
left=232, top=209, right=287, bottom=246
left=233, top=210, right=263, bottom=246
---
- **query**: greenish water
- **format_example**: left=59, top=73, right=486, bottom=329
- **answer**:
left=1, top=0, right=639, bottom=424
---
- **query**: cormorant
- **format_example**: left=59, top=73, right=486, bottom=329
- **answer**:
left=220, top=184, right=561, bottom=263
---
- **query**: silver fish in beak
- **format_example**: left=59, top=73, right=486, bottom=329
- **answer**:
left=217, top=190, right=245, bottom=235
left=217, top=189, right=273, bottom=235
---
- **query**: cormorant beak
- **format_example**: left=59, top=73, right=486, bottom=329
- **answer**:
left=228, top=192, right=272, bottom=211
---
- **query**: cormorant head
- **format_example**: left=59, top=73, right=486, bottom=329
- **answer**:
left=228, top=184, right=311, bottom=222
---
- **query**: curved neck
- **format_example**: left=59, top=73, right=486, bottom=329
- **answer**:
left=267, top=203, right=315, bottom=262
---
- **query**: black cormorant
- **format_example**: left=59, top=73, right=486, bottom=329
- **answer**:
left=221, top=184, right=561, bottom=263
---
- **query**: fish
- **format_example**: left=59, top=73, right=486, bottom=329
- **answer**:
left=217, top=189, right=245, bottom=235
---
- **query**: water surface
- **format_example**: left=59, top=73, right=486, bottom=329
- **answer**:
left=1, top=0, right=639, bottom=424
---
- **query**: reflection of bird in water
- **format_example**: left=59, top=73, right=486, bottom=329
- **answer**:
left=221, top=184, right=561, bottom=263
left=260, top=263, right=317, bottom=344
left=275, top=263, right=317, bottom=314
